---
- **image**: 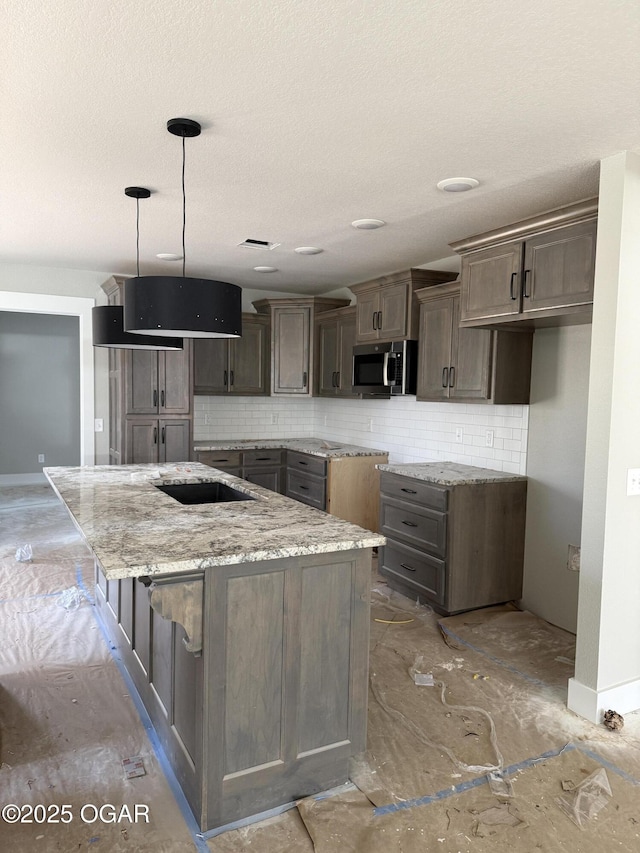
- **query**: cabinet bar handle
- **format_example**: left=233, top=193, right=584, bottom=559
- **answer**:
left=377, top=310, right=382, bottom=329
left=442, top=366, right=449, bottom=388
left=303, top=372, right=308, bottom=387
left=153, top=427, right=158, bottom=444
left=161, top=427, right=165, bottom=444
left=400, top=563, right=416, bottom=572
left=449, top=366, right=455, bottom=388
left=160, top=389, right=165, bottom=407
left=224, top=370, right=228, bottom=386
left=299, top=485, right=309, bottom=490
left=336, top=370, right=340, bottom=387
left=153, top=389, right=158, bottom=407
left=402, top=520, right=418, bottom=527
left=509, top=272, right=518, bottom=300
left=256, top=456, right=271, bottom=461
left=523, top=269, right=531, bottom=298
left=400, top=487, right=417, bottom=494
left=230, top=370, right=234, bottom=386
left=298, top=460, right=308, bottom=465
left=332, top=371, right=337, bottom=387
left=372, top=312, right=377, bottom=330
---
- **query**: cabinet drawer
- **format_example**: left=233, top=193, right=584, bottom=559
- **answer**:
left=286, top=470, right=326, bottom=510
left=196, top=450, right=241, bottom=470
left=380, top=496, right=447, bottom=556
left=242, top=449, right=284, bottom=466
left=380, top=472, right=448, bottom=511
left=380, top=540, right=445, bottom=604
left=286, top=450, right=327, bottom=477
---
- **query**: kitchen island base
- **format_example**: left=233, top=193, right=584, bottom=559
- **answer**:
left=95, top=548, right=371, bottom=832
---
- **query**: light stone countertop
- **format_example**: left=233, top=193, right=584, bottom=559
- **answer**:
left=377, top=461, right=527, bottom=486
left=194, top=437, right=387, bottom=458
left=44, top=463, right=385, bottom=581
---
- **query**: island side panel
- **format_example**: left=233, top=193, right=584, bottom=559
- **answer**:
left=203, top=549, right=371, bottom=831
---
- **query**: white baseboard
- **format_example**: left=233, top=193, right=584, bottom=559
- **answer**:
left=568, top=676, right=640, bottom=723
left=0, top=473, right=47, bottom=486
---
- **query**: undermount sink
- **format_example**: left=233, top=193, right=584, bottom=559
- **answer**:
left=155, top=481, right=256, bottom=505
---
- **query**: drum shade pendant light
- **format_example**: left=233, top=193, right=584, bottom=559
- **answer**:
left=123, top=118, right=242, bottom=339
left=92, top=188, right=183, bottom=350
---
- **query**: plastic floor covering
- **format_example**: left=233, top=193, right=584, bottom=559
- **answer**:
left=2, top=484, right=640, bottom=853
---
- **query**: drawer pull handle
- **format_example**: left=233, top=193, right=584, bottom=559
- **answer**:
left=299, top=485, right=309, bottom=490
left=401, top=487, right=417, bottom=494
left=400, top=563, right=416, bottom=572
left=402, top=520, right=418, bottom=527
left=256, top=457, right=271, bottom=461
left=298, top=460, right=308, bottom=466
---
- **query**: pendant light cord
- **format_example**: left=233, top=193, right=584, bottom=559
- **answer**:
left=182, top=135, right=186, bottom=278
left=135, top=197, right=140, bottom=277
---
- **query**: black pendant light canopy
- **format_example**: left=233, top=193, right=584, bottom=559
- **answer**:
left=123, top=119, right=242, bottom=339
left=93, top=187, right=183, bottom=350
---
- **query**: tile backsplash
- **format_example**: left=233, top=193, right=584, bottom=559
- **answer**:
left=194, top=395, right=529, bottom=474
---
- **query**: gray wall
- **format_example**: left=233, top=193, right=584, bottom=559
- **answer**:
left=521, top=324, right=591, bottom=633
left=0, top=311, right=81, bottom=475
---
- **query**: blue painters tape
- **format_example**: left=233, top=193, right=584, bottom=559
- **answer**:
left=75, top=562, right=94, bottom=604
left=438, top=624, right=552, bottom=689
left=373, top=743, right=577, bottom=817
left=91, top=607, right=210, bottom=853
left=577, top=746, right=640, bottom=786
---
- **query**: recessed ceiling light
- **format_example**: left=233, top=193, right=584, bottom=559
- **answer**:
left=156, top=253, right=183, bottom=261
left=351, top=219, right=386, bottom=230
left=253, top=266, right=278, bottom=273
left=436, top=177, right=480, bottom=193
left=294, top=246, right=323, bottom=255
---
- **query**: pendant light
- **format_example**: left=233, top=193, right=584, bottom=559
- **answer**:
left=92, top=187, right=183, bottom=350
left=123, top=118, right=242, bottom=339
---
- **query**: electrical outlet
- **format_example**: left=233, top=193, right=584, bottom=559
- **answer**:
left=568, top=544, right=581, bottom=572
left=271, top=413, right=279, bottom=425
left=94, top=418, right=104, bottom=432
left=38, top=454, right=45, bottom=464
left=204, top=414, right=211, bottom=425
left=485, top=430, right=495, bottom=448
left=455, top=427, right=463, bottom=443
left=627, top=468, right=640, bottom=496
left=368, top=418, right=374, bottom=433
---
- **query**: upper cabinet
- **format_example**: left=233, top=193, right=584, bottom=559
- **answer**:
left=350, top=269, right=458, bottom=343
left=451, top=199, right=598, bottom=328
left=253, top=297, right=349, bottom=396
left=193, top=314, right=269, bottom=396
left=415, top=282, right=533, bottom=404
left=125, top=348, right=191, bottom=415
left=315, top=306, right=360, bottom=398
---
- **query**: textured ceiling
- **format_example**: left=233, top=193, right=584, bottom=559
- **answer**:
left=2, top=0, right=639, bottom=293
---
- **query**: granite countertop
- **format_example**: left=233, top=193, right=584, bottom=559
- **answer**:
left=44, top=463, right=385, bottom=581
left=377, top=461, right=527, bottom=486
left=194, top=438, right=387, bottom=459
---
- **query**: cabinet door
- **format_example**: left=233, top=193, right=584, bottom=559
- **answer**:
left=229, top=318, right=268, bottom=395
left=460, top=242, right=523, bottom=322
left=522, top=220, right=596, bottom=314
left=158, top=419, right=192, bottom=463
left=355, top=289, right=379, bottom=342
left=272, top=306, right=311, bottom=394
left=449, top=296, right=492, bottom=400
left=416, top=297, right=453, bottom=401
left=317, top=320, right=339, bottom=396
left=125, top=418, right=159, bottom=463
left=336, top=312, right=358, bottom=397
left=125, top=351, right=159, bottom=414
left=243, top=466, right=282, bottom=493
left=159, top=345, right=191, bottom=413
left=378, top=282, right=409, bottom=340
left=193, top=339, right=229, bottom=395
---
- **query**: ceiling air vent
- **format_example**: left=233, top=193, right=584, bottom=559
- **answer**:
left=237, top=238, right=281, bottom=250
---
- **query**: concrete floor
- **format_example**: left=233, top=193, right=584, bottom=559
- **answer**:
left=1, top=484, right=640, bottom=852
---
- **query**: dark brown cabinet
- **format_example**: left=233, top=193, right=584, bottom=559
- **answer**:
left=350, top=269, right=457, bottom=343
left=415, top=281, right=533, bottom=404
left=193, top=314, right=269, bottom=395
left=453, top=200, right=598, bottom=328
left=315, top=307, right=359, bottom=397
left=379, top=469, right=527, bottom=614
left=253, top=297, right=350, bottom=396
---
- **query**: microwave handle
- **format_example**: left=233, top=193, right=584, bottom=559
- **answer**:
left=382, top=351, right=393, bottom=386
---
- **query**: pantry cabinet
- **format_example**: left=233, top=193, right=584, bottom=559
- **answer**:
left=415, top=281, right=533, bottom=404
left=452, top=199, right=597, bottom=328
left=349, top=269, right=457, bottom=343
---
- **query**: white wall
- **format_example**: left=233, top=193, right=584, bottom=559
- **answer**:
left=194, top=394, right=529, bottom=474
left=521, top=325, right=591, bottom=633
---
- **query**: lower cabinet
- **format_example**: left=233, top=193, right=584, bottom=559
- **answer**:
left=95, top=548, right=371, bottom=831
left=379, top=471, right=527, bottom=614
left=124, top=418, right=192, bottom=464
left=286, top=450, right=327, bottom=509
left=242, top=449, right=286, bottom=494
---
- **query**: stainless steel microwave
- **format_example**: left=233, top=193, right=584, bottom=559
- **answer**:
left=352, top=340, right=417, bottom=396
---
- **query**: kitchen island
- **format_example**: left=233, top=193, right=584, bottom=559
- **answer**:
left=45, top=462, right=384, bottom=832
